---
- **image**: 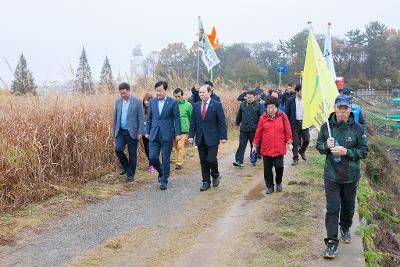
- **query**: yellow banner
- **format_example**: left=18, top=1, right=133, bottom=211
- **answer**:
left=302, top=31, right=339, bottom=130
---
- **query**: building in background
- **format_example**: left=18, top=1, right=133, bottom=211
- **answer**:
left=130, top=45, right=145, bottom=84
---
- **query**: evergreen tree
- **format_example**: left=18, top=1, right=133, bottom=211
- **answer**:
left=74, top=47, right=94, bottom=94
left=11, top=54, right=37, bottom=95
left=99, top=56, right=115, bottom=93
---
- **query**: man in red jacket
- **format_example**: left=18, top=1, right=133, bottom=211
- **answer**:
left=252, top=96, right=293, bottom=194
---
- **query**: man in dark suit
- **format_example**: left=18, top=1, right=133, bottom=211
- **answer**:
left=145, top=81, right=181, bottom=190
left=285, top=84, right=310, bottom=166
left=112, top=82, right=145, bottom=182
left=188, top=84, right=228, bottom=191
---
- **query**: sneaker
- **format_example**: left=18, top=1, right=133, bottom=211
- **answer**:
left=291, top=160, right=299, bottom=166
left=148, top=165, right=155, bottom=173
left=276, top=183, right=283, bottom=192
left=323, top=239, right=338, bottom=258
left=341, top=229, right=352, bottom=243
left=266, top=187, right=274, bottom=194
left=233, top=161, right=244, bottom=167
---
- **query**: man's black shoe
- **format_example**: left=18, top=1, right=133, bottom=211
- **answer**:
left=160, top=184, right=167, bottom=190
left=212, top=176, right=221, bottom=187
left=266, top=187, right=274, bottom=194
left=299, top=152, right=308, bottom=161
left=291, top=160, right=299, bottom=166
left=175, top=165, right=183, bottom=170
left=127, top=176, right=134, bottom=182
left=200, top=182, right=211, bottom=191
left=119, top=167, right=127, bottom=175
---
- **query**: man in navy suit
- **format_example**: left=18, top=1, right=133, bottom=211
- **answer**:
left=188, top=84, right=228, bottom=191
left=145, top=81, right=181, bottom=190
left=112, top=82, right=145, bottom=182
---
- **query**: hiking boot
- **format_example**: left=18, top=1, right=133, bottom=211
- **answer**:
left=266, top=186, right=274, bottom=194
left=341, top=229, right=352, bottom=243
left=160, top=184, right=167, bottom=190
left=233, top=161, right=244, bottom=167
left=276, top=183, right=283, bottom=192
left=291, top=160, right=299, bottom=166
left=323, top=239, right=338, bottom=258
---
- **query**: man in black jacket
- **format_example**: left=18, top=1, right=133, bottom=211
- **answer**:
left=233, top=90, right=263, bottom=167
left=191, top=81, right=221, bottom=103
left=281, top=83, right=295, bottom=108
left=237, top=85, right=249, bottom=102
left=285, top=84, right=310, bottom=166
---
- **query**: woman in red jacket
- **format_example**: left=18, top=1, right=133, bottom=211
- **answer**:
left=252, top=96, right=293, bottom=194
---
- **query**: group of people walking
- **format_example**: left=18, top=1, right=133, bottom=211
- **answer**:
left=233, top=83, right=309, bottom=194
left=112, top=80, right=368, bottom=260
left=112, top=81, right=226, bottom=191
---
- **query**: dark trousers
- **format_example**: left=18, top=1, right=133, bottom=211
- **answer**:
left=292, top=120, right=310, bottom=161
left=324, top=179, right=358, bottom=243
left=235, top=130, right=256, bottom=163
left=198, top=138, right=220, bottom=183
left=263, top=155, right=284, bottom=188
left=142, top=136, right=151, bottom=164
left=115, top=129, right=138, bottom=177
left=149, top=131, right=173, bottom=186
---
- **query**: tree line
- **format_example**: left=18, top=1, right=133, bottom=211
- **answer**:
left=153, top=21, right=400, bottom=90
left=10, top=47, right=115, bottom=95
left=9, top=20, right=400, bottom=95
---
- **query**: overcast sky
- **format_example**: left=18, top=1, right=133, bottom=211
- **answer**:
left=1, top=0, right=399, bottom=85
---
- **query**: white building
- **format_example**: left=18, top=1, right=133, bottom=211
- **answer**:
left=130, top=45, right=145, bottom=84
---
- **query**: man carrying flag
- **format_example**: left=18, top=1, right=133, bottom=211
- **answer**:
left=302, top=22, right=368, bottom=259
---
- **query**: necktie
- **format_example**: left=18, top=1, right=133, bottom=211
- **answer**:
left=201, top=102, right=207, bottom=120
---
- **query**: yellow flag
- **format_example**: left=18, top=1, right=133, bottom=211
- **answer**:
left=302, top=31, right=339, bottom=130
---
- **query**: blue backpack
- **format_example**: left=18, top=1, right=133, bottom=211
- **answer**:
left=352, top=104, right=361, bottom=124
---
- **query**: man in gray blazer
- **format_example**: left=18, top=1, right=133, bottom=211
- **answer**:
left=112, top=82, right=144, bottom=182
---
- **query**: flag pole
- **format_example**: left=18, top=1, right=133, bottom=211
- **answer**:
left=308, top=21, right=332, bottom=138
left=197, top=16, right=201, bottom=85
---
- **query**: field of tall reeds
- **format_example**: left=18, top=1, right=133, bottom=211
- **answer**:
left=0, top=80, right=241, bottom=212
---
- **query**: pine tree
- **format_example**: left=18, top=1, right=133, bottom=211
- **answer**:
left=74, top=47, right=94, bottom=94
left=11, top=54, right=37, bottom=95
left=99, top=56, right=115, bottom=93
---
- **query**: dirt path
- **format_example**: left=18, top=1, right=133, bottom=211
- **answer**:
left=0, top=142, right=365, bottom=266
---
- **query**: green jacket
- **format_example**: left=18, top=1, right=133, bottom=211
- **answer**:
left=316, top=112, right=368, bottom=183
left=178, top=100, right=193, bottom=133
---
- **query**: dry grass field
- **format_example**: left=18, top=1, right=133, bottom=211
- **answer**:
left=0, top=81, right=242, bottom=212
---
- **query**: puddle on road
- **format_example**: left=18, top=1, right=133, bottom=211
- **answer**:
left=244, top=183, right=265, bottom=201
